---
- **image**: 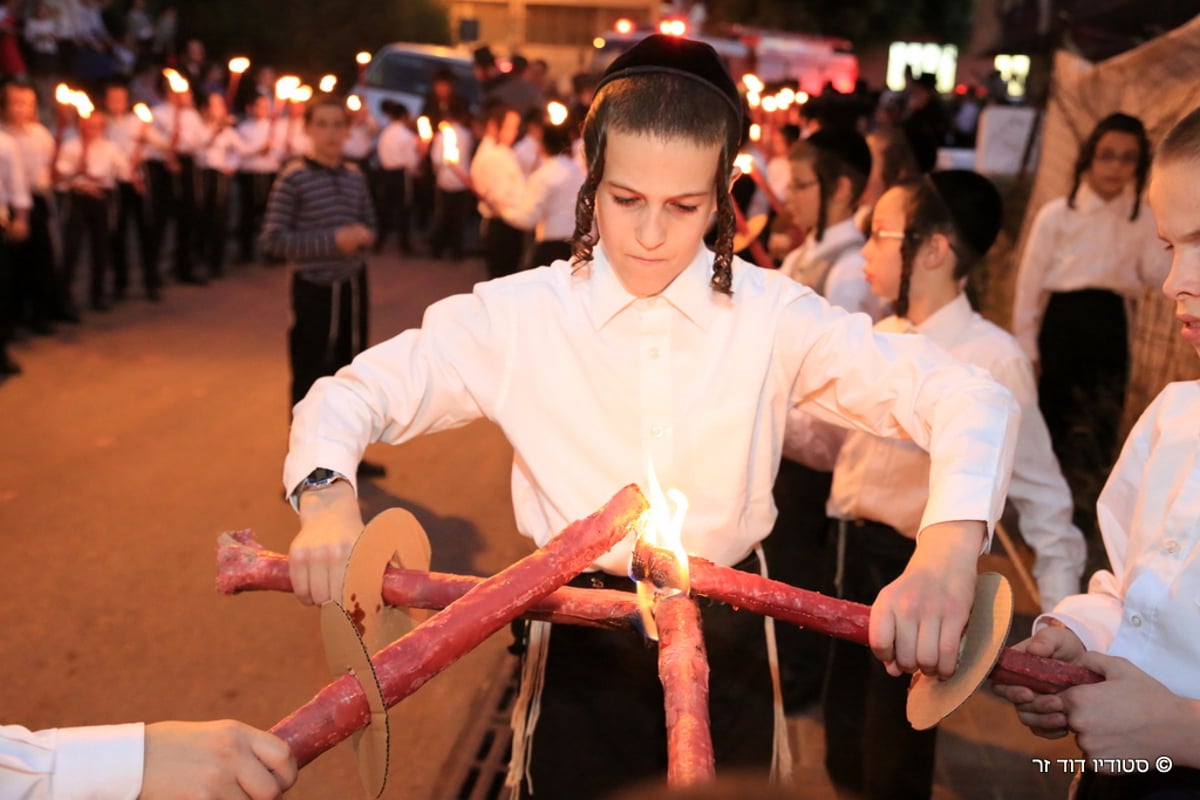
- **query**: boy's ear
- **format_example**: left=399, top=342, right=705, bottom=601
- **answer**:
left=921, top=232, right=952, bottom=270
left=728, top=164, right=743, bottom=190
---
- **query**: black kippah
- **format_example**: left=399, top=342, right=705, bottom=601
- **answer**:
left=806, top=128, right=873, bottom=178
left=928, top=170, right=1003, bottom=256
left=596, top=34, right=743, bottom=127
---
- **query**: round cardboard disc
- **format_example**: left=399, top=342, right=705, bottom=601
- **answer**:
left=321, top=602, right=390, bottom=798
left=734, top=212, right=769, bottom=252
left=342, top=508, right=433, bottom=654
left=906, top=571, right=1013, bottom=730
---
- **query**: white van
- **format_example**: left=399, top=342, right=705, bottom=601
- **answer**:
left=355, top=42, right=482, bottom=123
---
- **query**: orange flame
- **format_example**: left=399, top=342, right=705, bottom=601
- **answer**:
left=417, top=116, right=433, bottom=142
left=133, top=103, right=153, bottom=124
left=228, top=56, right=250, bottom=75
left=440, top=121, right=460, bottom=164
left=632, top=461, right=689, bottom=641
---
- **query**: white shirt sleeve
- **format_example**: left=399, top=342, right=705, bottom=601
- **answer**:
left=500, top=164, right=550, bottom=230
left=989, top=352, right=1087, bottom=611
left=784, top=302, right=1020, bottom=540
left=1011, top=201, right=1059, bottom=362
left=0, top=722, right=145, bottom=800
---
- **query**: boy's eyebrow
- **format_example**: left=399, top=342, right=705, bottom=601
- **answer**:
left=605, top=180, right=711, bottom=198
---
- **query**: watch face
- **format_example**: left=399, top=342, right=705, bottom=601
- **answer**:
left=309, top=468, right=337, bottom=483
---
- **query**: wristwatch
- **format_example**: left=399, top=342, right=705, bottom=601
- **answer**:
left=288, top=467, right=349, bottom=512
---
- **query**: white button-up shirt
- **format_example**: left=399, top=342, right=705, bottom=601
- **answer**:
left=499, top=153, right=585, bottom=243
left=236, top=117, right=283, bottom=173
left=376, top=120, right=418, bottom=171
left=1012, top=183, right=1170, bottom=361
left=4, top=122, right=55, bottom=195
left=823, top=295, right=1086, bottom=609
left=1039, top=381, right=1200, bottom=698
left=778, top=216, right=886, bottom=321
left=0, top=129, right=31, bottom=213
left=0, top=723, right=144, bottom=799
left=55, top=136, right=130, bottom=191
left=469, top=136, right=523, bottom=219
left=286, top=247, right=1019, bottom=575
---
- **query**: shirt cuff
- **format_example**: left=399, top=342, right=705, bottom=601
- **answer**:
left=54, top=722, right=145, bottom=799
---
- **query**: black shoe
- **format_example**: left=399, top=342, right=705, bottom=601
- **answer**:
left=357, top=460, right=387, bottom=479
left=0, top=354, right=21, bottom=375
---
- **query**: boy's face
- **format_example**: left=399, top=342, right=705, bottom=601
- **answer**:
left=306, top=105, right=349, bottom=161
left=1086, top=130, right=1140, bottom=201
left=498, top=110, right=521, bottom=147
left=786, top=157, right=820, bottom=233
left=6, top=86, right=36, bottom=124
left=861, top=185, right=908, bottom=302
left=1151, top=158, right=1200, bottom=356
left=595, top=129, right=720, bottom=297
left=105, top=86, right=129, bottom=116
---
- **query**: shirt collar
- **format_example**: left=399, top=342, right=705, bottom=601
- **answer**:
left=584, top=244, right=718, bottom=330
left=914, top=292, right=973, bottom=348
left=810, top=216, right=864, bottom=258
left=1075, top=181, right=1134, bottom=216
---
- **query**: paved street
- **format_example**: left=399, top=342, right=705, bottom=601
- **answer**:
left=0, top=250, right=1081, bottom=799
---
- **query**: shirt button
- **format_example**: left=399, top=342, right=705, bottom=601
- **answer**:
left=650, top=425, right=669, bottom=438
left=1165, top=540, right=1180, bottom=554
left=1130, top=614, right=1143, bottom=627
left=647, top=347, right=660, bottom=359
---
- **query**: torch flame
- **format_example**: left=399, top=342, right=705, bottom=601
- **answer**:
left=133, top=103, right=153, bottom=124
left=734, top=152, right=754, bottom=174
left=319, top=74, right=337, bottom=93
left=55, top=83, right=71, bottom=104
left=356, top=51, right=372, bottom=66
left=746, top=91, right=761, bottom=109
left=228, top=56, right=250, bottom=75
left=440, top=121, right=460, bottom=164
left=742, top=73, right=764, bottom=94
left=291, top=84, right=314, bottom=104
left=631, top=460, right=690, bottom=641
left=162, top=68, right=189, bottom=94
left=546, top=101, right=569, bottom=126
left=70, top=91, right=94, bottom=119
left=346, top=94, right=362, bottom=112
left=748, top=124, right=761, bottom=143
left=417, top=116, right=433, bottom=142
left=761, top=95, right=778, bottom=113
left=275, top=75, right=301, bottom=102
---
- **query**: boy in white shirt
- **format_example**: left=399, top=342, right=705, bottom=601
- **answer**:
left=283, top=37, right=1020, bottom=799
left=57, top=110, right=130, bottom=312
left=427, top=109, right=474, bottom=261
left=994, top=106, right=1200, bottom=799
left=374, top=99, right=418, bottom=254
left=470, top=100, right=525, bottom=277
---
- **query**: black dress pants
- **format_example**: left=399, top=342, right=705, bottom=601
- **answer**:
left=289, top=265, right=368, bottom=408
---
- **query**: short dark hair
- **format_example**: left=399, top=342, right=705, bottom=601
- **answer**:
left=1158, top=106, right=1200, bottom=165
left=303, top=93, right=348, bottom=125
left=789, top=129, right=871, bottom=240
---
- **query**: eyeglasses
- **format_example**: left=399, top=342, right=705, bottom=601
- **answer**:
left=868, top=229, right=909, bottom=245
left=787, top=178, right=819, bottom=193
left=1094, top=151, right=1140, bottom=165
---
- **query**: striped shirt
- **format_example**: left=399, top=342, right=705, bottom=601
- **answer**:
left=260, top=157, right=377, bottom=284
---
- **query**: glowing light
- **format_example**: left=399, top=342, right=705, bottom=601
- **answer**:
left=742, top=73, right=764, bottom=94
left=319, top=74, right=337, bottom=93
left=133, top=103, right=153, bottom=124
left=274, top=75, right=301, bottom=102
left=54, top=83, right=71, bottom=104
left=762, top=95, right=778, bottom=113
left=440, top=122, right=460, bottom=164
left=417, top=115, right=433, bottom=142
left=614, top=17, right=634, bottom=35
left=797, top=91, right=810, bottom=104
left=778, top=87, right=796, bottom=106
left=546, top=101, right=569, bottom=126
left=356, top=51, right=372, bottom=66
left=658, top=18, right=686, bottom=36
left=734, top=152, right=754, bottom=174
left=632, top=461, right=690, bottom=641
left=291, top=84, right=314, bottom=103
left=228, top=56, right=250, bottom=75
left=593, top=37, right=606, bottom=49
left=162, top=68, right=189, bottom=94
left=746, top=91, right=760, bottom=109
left=346, top=94, right=362, bottom=112
left=70, top=91, right=94, bottom=119
left=748, top=124, right=761, bottom=142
